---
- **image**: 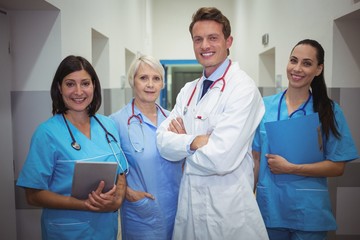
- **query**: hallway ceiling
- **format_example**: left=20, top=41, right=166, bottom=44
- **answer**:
left=0, top=0, right=56, bottom=11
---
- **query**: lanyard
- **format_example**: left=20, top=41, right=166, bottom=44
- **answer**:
left=183, top=60, right=231, bottom=115
left=277, top=89, right=312, bottom=120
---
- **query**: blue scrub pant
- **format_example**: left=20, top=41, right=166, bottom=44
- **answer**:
left=267, top=228, right=327, bottom=240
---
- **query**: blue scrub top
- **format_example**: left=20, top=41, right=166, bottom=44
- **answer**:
left=17, top=114, right=127, bottom=240
left=110, top=100, right=183, bottom=240
left=253, top=91, right=359, bottom=231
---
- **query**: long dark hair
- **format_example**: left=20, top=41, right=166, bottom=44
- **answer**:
left=292, top=39, right=340, bottom=139
left=50, top=55, right=102, bottom=116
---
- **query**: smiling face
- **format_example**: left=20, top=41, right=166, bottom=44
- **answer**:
left=59, top=69, right=94, bottom=114
left=133, top=63, right=163, bottom=104
left=286, top=44, right=323, bottom=90
left=191, top=20, right=233, bottom=77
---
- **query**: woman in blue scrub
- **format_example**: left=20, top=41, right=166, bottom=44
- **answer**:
left=110, top=55, right=183, bottom=240
left=253, top=39, right=359, bottom=240
left=17, top=55, right=128, bottom=240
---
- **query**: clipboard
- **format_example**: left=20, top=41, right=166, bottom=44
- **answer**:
left=71, top=161, right=118, bottom=200
left=265, top=113, right=324, bottom=181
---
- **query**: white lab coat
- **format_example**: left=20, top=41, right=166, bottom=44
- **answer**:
left=156, top=61, right=269, bottom=240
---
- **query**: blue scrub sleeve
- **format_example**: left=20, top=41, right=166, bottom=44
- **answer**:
left=324, top=104, right=359, bottom=162
left=252, top=125, right=261, bottom=152
left=17, top=124, right=55, bottom=190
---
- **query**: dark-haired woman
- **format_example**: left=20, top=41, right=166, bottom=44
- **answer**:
left=252, top=39, right=358, bottom=240
left=17, top=55, right=128, bottom=240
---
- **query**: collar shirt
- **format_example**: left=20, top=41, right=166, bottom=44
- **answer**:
left=197, top=58, right=230, bottom=103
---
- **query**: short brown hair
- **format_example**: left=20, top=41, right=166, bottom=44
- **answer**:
left=189, top=7, right=231, bottom=40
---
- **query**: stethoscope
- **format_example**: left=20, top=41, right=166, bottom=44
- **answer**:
left=62, top=114, right=129, bottom=174
left=127, top=99, right=167, bottom=152
left=183, top=60, right=231, bottom=115
left=127, top=99, right=167, bottom=126
left=277, top=89, right=312, bottom=120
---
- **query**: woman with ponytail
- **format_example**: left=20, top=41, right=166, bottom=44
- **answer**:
left=252, top=39, right=359, bottom=240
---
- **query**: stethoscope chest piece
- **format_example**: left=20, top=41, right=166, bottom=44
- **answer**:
left=71, top=141, right=81, bottom=151
left=62, top=113, right=129, bottom=174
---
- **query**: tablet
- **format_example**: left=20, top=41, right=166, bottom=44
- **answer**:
left=71, top=161, right=118, bottom=200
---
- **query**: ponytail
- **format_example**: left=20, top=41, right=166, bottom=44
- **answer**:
left=294, top=39, right=340, bottom=139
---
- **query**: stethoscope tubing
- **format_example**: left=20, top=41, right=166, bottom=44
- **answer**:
left=127, top=99, right=167, bottom=152
left=127, top=99, right=167, bottom=125
left=93, top=115, right=129, bottom=174
left=183, top=60, right=232, bottom=115
left=277, top=89, right=312, bottom=121
left=62, top=114, right=129, bottom=174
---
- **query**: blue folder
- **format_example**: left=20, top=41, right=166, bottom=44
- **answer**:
left=264, top=112, right=324, bottom=181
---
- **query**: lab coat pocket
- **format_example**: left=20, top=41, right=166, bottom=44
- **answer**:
left=206, top=183, right=245, bottom=228
left=207, top=114, right=221, bottom=134
left=194, top=94, right=223, bottom=134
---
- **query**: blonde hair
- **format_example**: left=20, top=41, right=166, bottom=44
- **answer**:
left=127, top=55, right=165, bottom=89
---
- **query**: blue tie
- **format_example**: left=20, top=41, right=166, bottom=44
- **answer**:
left=201, top=80, right=212, bottom=99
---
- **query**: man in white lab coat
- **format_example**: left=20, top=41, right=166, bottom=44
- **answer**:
left=156, top=7, right=269, bottom=240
